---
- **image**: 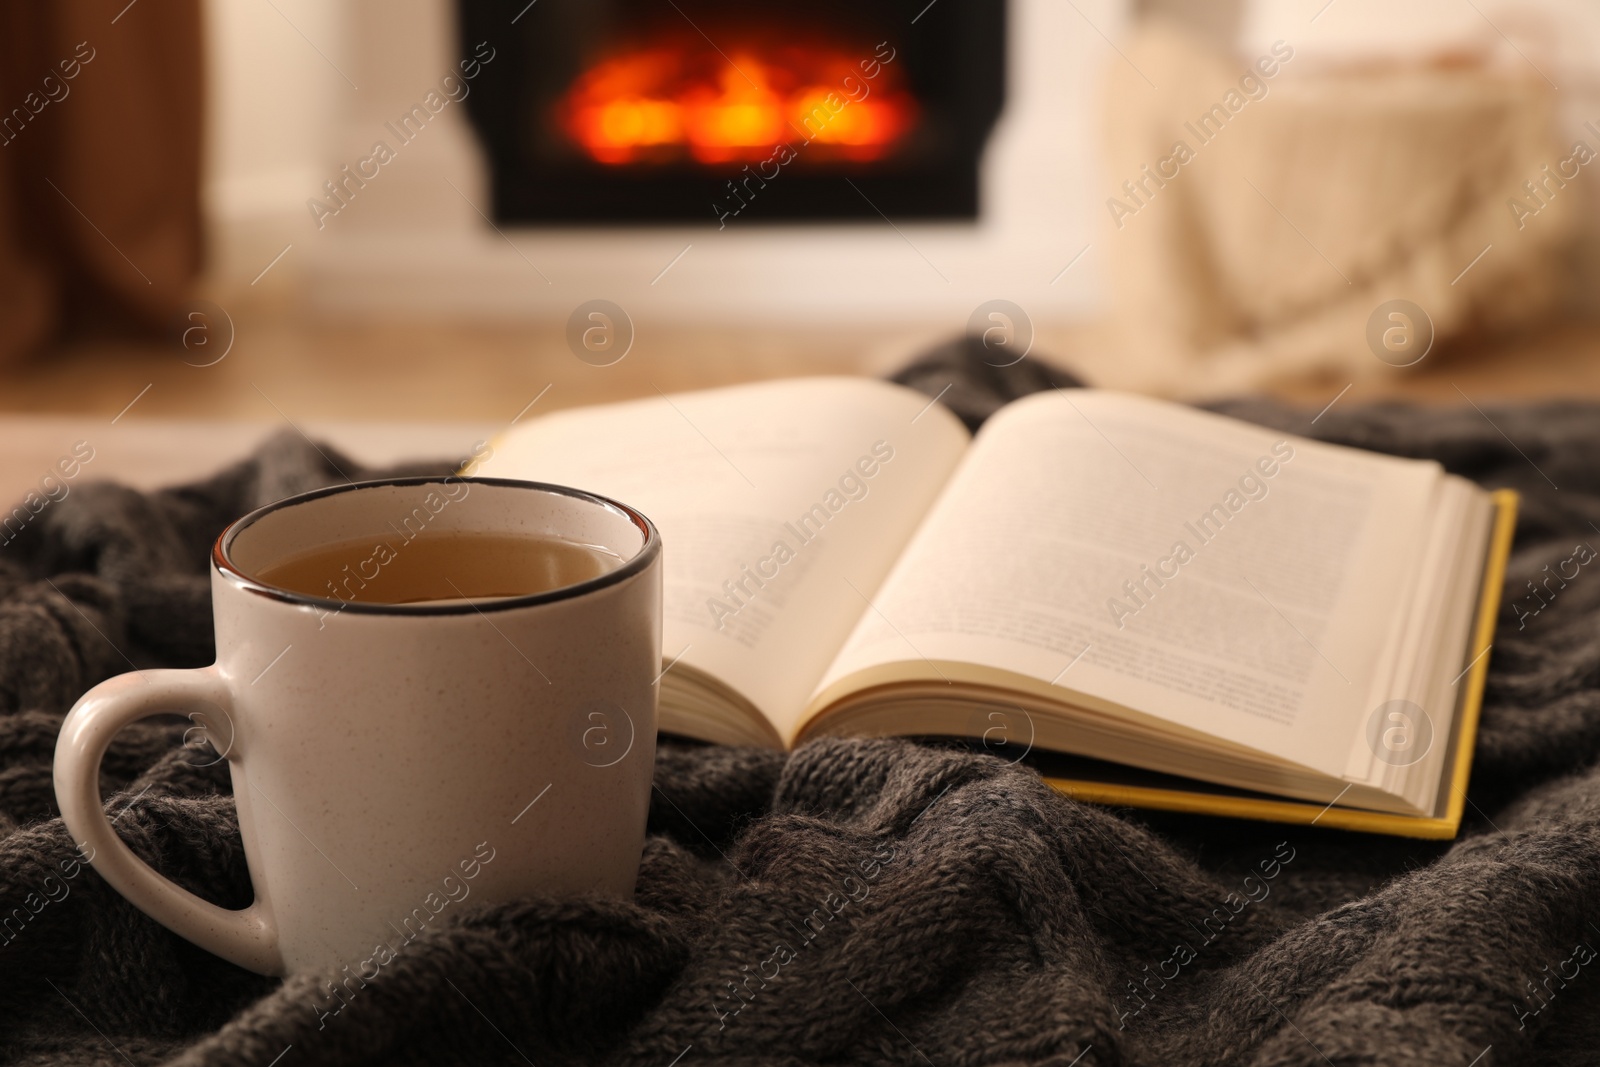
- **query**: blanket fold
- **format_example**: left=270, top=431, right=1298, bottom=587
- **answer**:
left=2, top=364, right=1599, bottom=1066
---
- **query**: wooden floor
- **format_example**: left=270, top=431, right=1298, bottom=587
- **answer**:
left=1255, top=318, right=1600, bottom=410
left=4, top=299, right=1599, bottom=424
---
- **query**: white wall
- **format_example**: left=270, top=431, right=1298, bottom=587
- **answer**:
left=1243, top=0, right=1600, bottom=82
left=203, top=0, right=345, bottom=281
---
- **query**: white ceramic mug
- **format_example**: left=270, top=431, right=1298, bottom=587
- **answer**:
left=53, top=477, right=661, bottom=977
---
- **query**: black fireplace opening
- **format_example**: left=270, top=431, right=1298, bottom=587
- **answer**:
left=457, top=0, right=1005, bottom=225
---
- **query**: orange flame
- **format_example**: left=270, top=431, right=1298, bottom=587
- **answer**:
left=561, top=40, right=915, bottom=165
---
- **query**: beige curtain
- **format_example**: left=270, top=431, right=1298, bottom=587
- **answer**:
left=0, top=0, right=203, bottom=365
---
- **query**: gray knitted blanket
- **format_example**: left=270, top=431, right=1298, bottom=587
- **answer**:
left=3, top=349, right=1599, bottom=1066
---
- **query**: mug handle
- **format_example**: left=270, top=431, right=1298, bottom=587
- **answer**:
left=53, top=667, right=282, bottom=975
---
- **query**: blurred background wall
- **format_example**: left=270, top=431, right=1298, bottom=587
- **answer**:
left=5, top=0, right=1594, bottom=403
left=197, top=0, right=1600, bottom=388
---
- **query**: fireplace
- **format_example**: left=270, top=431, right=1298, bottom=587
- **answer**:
left=456, top=0, right=1006, bottom=224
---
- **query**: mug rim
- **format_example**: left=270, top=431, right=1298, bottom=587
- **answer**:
left=213, top=476, right=661, bottom=616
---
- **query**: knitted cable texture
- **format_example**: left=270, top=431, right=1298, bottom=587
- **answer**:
left=2, top=353, right=1598, bottom=1065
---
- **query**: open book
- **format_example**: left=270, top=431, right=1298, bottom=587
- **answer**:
left=477, top=378, right=1514, bottom=838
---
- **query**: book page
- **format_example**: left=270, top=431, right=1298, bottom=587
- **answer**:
left=476, top=377, right=970, bottom=739
left=810, top=390, right=1442, bottom=776
left=1343, top=477, right=1493, bottom=806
